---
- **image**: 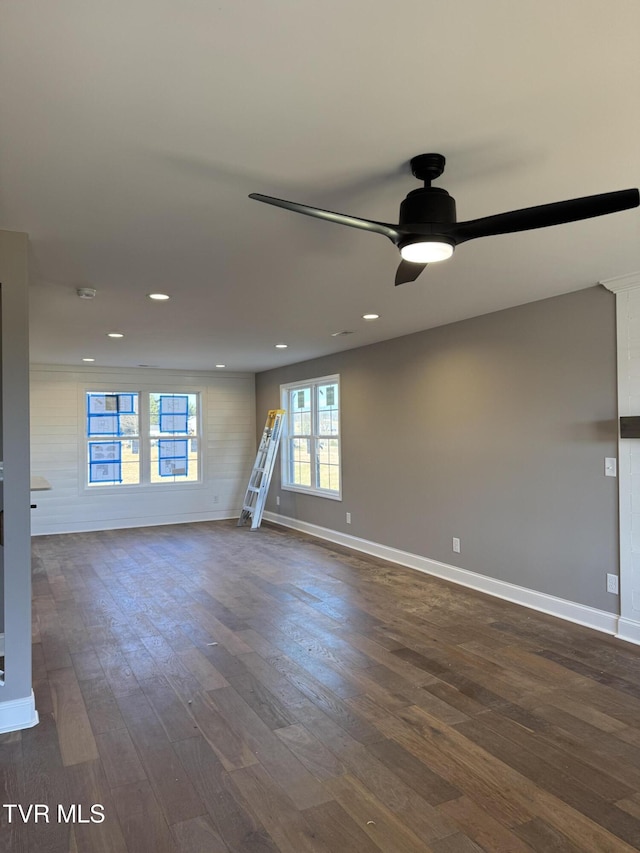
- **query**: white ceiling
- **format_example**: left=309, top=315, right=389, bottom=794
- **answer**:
left=1, top=0, right=639, bottom=373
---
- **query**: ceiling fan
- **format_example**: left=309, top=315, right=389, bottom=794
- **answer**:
left=249, top=154, right=639, bottom=286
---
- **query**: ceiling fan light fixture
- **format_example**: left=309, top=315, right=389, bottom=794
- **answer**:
left=251, top=156, right=639, bottom=288
left=399, top=240, right=454, bottom=263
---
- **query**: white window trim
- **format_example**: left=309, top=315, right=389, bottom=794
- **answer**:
left=79, top=384, right=205, bottom=494
left=280, top=374, right=342, bottom=501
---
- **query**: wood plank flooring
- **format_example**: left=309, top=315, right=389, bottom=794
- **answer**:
left=2, top=519, right=640, bottom=852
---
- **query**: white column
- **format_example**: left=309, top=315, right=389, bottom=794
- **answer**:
left=602, top=272, right=640, bottom=644
left=0, top=230, right=38, bottom=732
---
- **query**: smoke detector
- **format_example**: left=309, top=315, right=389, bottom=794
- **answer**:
left=76, top=287, right=97, bottom=299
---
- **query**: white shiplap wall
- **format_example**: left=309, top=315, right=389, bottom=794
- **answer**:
left=606, top=274, right=640, bottom=645
left=30, top=364, right=256, bottom=535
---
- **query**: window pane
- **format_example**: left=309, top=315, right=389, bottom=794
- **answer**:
left=119, top=414, right=139, bottom=436
left=292, top=411, right=311, bottom=435
left=87, top=392, right=139, bottom=437
left=316, top=438, right=340, bottom=492
left=150, top=393, right=198, bottom=436
left=289, top=437, right=311, bottom=486
left=290, top=387, right=311, bottom=435
left=121, top=440, right=142, bottom=484
left=291, top=388, right=310, bottom=411
left=87, top=439, right=141, bottom=485
left=150, top=438, right=198, bottom=483
left=317, top=383, right=339, bottom=435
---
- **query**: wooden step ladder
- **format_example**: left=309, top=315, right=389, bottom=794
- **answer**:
left=237, top=409, right=286, bottom=530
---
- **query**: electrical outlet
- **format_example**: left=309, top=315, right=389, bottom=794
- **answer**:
left=607, top=573, right=619, bottom=595
left=452, top=537, right=461, bottom=553
left=346, top=512, right=351, bottom=524
left=276, top=495, right=280, bottom=506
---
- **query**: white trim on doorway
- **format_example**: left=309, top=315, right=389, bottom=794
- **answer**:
left=601, top=272, right=640, bottom=643
left=0, top=689, right=38, bottom=734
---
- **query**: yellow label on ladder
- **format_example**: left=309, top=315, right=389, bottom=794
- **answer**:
left=265, top=409, right=286, bottom=431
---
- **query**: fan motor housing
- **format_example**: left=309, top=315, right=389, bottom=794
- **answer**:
left=400, top=187, right=456, bottom=227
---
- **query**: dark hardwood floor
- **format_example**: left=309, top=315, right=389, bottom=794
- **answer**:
left=2, top=519, right=640, bottom=852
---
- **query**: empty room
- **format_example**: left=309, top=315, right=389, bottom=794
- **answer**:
left=1, top=1, right=640, bottom=852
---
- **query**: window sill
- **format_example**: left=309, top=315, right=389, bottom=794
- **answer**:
left=281, top=484, right=342, bottom=501
left=82, top=480, right=205, bottom=495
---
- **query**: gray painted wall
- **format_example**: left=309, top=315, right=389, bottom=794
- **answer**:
left=256, top=286, right=619, bottom=613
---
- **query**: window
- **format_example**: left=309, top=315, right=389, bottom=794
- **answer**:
left=281, top=375, right=340, bottom=498
left=85, top=390, right=200, bottom=487
left=149, top=392, right=199, bottom=483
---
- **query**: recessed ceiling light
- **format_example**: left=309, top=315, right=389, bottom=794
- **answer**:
left=275, top=343, right=288, bottom=349
left=148, top=293, right=170, bottom=301
left=107, top=332, right=124, bottom=338
left=215, top=364, right=226, bottom=368
left=362, top=313, right=379, bottom=320
left=77, top=287, right=97, bottom=299
left=82, top=357, right=95, bottom=362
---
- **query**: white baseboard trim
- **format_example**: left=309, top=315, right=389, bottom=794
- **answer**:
left=263, top=512, right=621, bottom=639
left=616, top=617, right=640, bottom=646
left=0, top=689, right=39, bottom=734
left=31, top=510, right=240, bottom=536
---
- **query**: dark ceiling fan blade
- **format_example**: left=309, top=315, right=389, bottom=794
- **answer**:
left=452, top=188, right=640, bottom=244
left=249, top=193, right=400, bottom=242
left=395, top=260, right=427, bottom=286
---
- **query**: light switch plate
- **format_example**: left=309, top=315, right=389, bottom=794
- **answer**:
left=605, top=457, right=617, bottom=477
